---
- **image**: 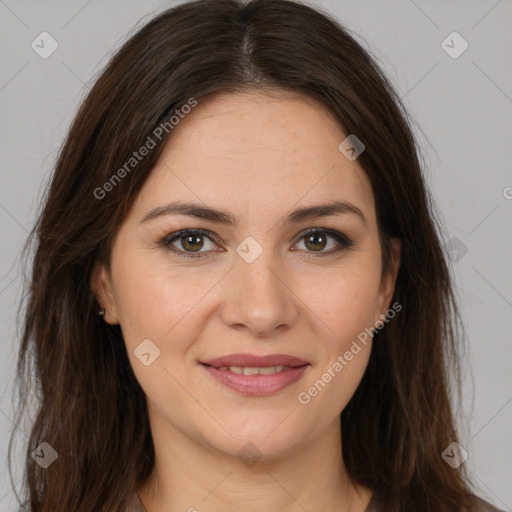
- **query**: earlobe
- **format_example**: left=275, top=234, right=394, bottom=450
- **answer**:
left=90, top=262, right=119, bottom=325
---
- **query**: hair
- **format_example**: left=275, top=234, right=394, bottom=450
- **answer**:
left=9, top=0, right=481, bottom=510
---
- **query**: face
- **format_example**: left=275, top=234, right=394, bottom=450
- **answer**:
left=93, top=91, right=400, bottom=460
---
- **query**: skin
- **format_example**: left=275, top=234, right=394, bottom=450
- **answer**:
left=92, top=90, right=401, bottom=512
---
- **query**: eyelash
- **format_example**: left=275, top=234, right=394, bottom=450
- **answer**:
left=160, top=227, right=354, bottom=260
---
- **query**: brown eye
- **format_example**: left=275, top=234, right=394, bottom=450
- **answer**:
left=294, top=228, right=353, bottom=255
left=162, top=229, right=219, bottom=258
left=179, top=233, right=205, bottom=252
left=304, top=232, right=328, bottom=251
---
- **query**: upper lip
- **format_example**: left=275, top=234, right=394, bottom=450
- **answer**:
left=200, top=353, right=309, bottom=368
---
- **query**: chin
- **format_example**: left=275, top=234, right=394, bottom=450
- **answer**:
left=196, top=413, right=308, bottom=461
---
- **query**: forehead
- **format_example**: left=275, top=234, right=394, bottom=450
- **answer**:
left=133, top=91, right=375, bottom=226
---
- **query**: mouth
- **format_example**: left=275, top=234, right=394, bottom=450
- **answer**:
left=199, top=353, right=310, bottom=396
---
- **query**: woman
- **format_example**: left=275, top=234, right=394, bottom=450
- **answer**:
left=10, top=0, right=504, bottom=511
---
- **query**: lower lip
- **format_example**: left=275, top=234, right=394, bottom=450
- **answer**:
left=201, top=364, right=310, bottom=396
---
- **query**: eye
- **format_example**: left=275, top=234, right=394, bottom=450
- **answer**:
left=160, top=227, right=353, bottom=260
left=292, top=228, right=354, bottom=256
left=161, top=229, right=220, bottom=259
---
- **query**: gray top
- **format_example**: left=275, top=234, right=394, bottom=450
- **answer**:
left=127, top=491, right=504, bottom=512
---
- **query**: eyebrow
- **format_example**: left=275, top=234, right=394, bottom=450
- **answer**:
left=141, top=200, right=367, bottom=227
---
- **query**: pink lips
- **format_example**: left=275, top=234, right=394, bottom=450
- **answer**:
left=200, top=353, right=310, bottom=396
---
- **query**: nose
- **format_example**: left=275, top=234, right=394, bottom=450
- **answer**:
left=220, top=249, right=299, bottom=337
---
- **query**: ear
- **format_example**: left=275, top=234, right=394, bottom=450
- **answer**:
left=374, top=237, right=401, bottom=324
left=90, top=261, right=120, bottom=325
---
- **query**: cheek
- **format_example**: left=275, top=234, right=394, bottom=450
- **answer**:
left=295, top=262, right=379, bottom=411
left=296, top=337, right=371, bottom=438
left=112, top=265, right=205, bottom=401
left=303, top=263, right=382, bottom=346
left=111, top=251, right=210, bottom=342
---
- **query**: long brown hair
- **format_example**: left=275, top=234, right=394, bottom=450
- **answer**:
left=10, top=0, right=480, bottom=510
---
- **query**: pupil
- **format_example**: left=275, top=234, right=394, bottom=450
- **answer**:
left=306, top=234, right=326, bottom=251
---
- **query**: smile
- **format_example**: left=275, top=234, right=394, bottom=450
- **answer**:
left=217, top=365, right=289, bottom=375
left=199, top=353, right=310, bottom=396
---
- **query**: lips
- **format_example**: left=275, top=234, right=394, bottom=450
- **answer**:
left=200, top=353, right=310, bottom=396
left=201, top=353, right=309, bottom=368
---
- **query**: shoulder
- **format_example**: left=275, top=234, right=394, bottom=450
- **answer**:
left=472, top=496, right=506, bottom=512
left=16, top=492, right=147, bottom=512
left=366, top=493, right=505, bottom=512
left=126, top=490, right=146, bottom=512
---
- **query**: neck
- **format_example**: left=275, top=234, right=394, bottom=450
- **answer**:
left=137, top=414, right=372, bottom=512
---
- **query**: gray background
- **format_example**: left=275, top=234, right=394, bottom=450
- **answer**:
left=0, top=0, right=511, bottom=510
